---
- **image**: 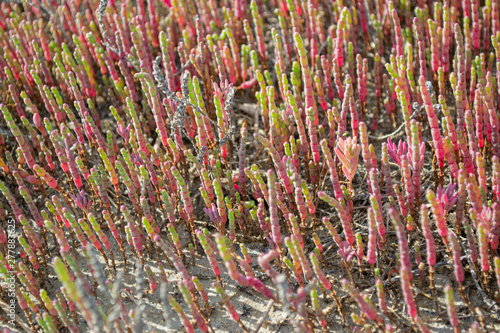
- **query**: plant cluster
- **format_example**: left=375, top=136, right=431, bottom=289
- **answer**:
left=0, top=0, right=500, bottom=332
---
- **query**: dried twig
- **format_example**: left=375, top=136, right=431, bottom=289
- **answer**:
left=252, top=300, right=274, bottom=333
